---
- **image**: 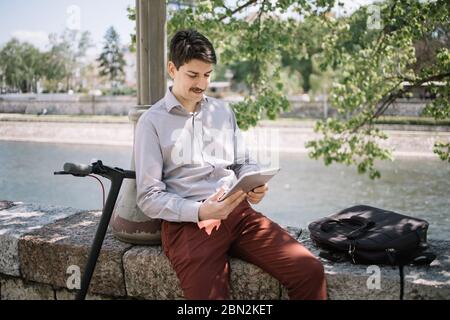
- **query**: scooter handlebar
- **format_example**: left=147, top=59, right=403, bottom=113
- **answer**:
left=63, top=162, right=93, bottom=176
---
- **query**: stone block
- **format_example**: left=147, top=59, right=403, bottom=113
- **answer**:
left=0, top=201, right=81, bottom=276
left=19, top=210, right=133, bottom=297
left=123, top=246, right=184, bottom=299
left=0, top=276, right=54, bottom=300
left=55, top=288, right=115, bottom=300
left=229, top=258, right=280, bottom=299
left=404, top=240, right=450, bottom=300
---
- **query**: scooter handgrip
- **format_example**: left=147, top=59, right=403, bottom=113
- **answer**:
left=63, top=163, right=93, bottom=176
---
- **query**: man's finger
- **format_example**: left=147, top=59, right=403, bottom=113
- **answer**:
left=247, top=193, right=260, bottom=202
left=253, top=184, right=268, bottom=193
left=249, top=189, right=265, bottom=197
left=223, top=190, right=244, bottom=204
left=247, top=196, right=260, bottom=203
left=230, top=192, right=247, bottom=208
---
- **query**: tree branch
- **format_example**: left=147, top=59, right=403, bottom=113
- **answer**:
left=249, top=0, right=266, bottom=94
left=351, top=71, right=450, bottom=133
left=399, top=72, right=450, bottom=84
left=219, top=0, right=258, bottom=21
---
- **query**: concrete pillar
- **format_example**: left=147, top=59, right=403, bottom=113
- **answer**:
left=111, top=0, right=167, bottom=245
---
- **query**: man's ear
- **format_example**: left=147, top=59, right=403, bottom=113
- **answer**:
left=168, top=61, right=177, bottom=79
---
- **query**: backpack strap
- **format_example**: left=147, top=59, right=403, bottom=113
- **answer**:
left=410, top=250, right=436, bottom=265
left=399, top=265, right=405, bottom=300
left=320, top=216, right=375, bottom=240
left=386, top=248, right=436, bottom=300
left=399, top=250, right=436, bottom=300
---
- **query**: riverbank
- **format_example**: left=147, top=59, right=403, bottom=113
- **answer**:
left=0, top=115, right=449, bottom=157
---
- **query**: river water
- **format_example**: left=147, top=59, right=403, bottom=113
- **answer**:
left=0, top=140, right=449, bottom=240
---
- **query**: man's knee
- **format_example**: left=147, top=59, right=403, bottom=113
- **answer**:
left=303, top=256, right=325, bottom=282
left=288, top=254, right=325, bottom=288
left=287, top=255, right=326, bottom=300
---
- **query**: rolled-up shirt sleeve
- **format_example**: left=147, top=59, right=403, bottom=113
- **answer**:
left=229, top=108, right=261, bottom=178
left=134, top=116, right=201, bottom=223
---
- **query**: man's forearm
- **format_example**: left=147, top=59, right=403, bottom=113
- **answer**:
left=137, top=187, right=201, bottom=223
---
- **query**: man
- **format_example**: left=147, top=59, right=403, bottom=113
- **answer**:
left=135, top=29, right=326, bottom=300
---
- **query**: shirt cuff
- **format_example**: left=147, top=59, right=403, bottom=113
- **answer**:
left=181, top=200, right=202, bottom=223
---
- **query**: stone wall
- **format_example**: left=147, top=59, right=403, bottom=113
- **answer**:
left=0, top=95, right=429, bottom=118
left=0, top=95, right=135, bottom=116
left=1, top=200, right=448, bottom=300
left=282, top=99, right=429, bottom=119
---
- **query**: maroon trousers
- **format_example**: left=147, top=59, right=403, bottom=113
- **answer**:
left=161, top=200, right=327, bottom=300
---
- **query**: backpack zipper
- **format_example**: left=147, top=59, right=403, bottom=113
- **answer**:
left=348, top=241, right=356, bottom=264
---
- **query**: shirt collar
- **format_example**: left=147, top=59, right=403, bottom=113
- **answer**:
left=164, top=86, right=208, bottom=113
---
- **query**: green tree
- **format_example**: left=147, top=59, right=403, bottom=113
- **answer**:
left=97, top=26, right=126, bottom=91
left=45, top=29, right=93, bottom=92
left=128, top=0, right=449, bottom=178
left=0, top=39, right=44, bottom=93
left=43, top=37, right=72, bottom=92
left=280, top=14, right=332, bottom=93
left=305, top=0, right=450, bottom=179
left=0, top=30, right=92, bottom=93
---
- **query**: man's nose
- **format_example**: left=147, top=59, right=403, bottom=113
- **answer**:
left=197, top=77, right=209, bottom=90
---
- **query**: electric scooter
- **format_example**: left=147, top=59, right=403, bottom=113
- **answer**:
left=54, top=160, right=135, bottom=300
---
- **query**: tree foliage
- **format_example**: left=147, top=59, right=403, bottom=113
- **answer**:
left=46, top=29, right=93, bottom=92
left=128, top=0, right=449, bottom=178
left=0, top=29, right=93, bottom=93
left=0, top=39, right=44, bottom=93
left=97, top=26, right=126, bottom=90
left=307, top=0, right=450, bottom=179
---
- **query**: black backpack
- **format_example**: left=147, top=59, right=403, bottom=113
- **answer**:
left=308, top=205, right=436, bottom=299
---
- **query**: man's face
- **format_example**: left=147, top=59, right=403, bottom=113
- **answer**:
left=168, top=59, right=213, bottom=103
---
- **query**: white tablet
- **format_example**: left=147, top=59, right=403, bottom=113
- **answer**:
left=218, top=168, right=281, bottom=202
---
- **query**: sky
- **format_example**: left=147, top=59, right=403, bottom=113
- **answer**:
left=0, top=0, right=135, bottom=56
left=0, top=0, right=375, bottom=57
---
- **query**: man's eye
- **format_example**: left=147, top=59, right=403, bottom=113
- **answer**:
left=188, top=74, right=210, bottom=78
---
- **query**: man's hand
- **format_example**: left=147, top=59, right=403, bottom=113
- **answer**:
left=198, top=187, right=247, bottom=221
left=246, top=184, right=268, bottom=205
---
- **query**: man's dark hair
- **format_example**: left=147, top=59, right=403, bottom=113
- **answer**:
left=169, top=29, right=217, bottom=69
